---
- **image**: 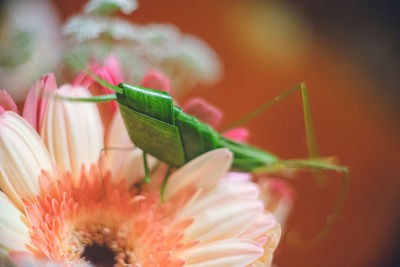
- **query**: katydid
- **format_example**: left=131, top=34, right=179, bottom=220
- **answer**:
left=60, top=77, right=349, bottom=246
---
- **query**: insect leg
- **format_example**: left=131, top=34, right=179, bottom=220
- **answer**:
left=143, top=152, right=150, bottom=183
left=222, top=83, right=302, bottom=131
left=161, top=166, right=173, bottom=204
left=259, top=158, right=349, bottom=248
left=299, top=83, right=319, bottom=163
left=222, top=82, right=322, bottom=183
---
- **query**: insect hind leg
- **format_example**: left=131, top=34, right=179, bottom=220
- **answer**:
left=263, top=158, right=350, bottom=248
left=222, top=82, right=323, bottom=184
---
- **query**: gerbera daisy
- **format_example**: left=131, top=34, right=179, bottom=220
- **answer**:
left=0, top=76, right=281, bottom=266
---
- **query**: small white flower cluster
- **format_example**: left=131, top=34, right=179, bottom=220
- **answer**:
left=63, top=0, right=222, bottom=96
left=84, top=0, right=138, bottom=15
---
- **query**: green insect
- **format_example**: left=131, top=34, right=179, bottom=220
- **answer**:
left=61, top=76, right=349, bottom=246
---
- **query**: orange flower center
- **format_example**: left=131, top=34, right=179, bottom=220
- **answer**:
left=71, top=223, right=133, bottom=266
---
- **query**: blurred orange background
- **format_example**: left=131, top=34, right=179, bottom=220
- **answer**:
left=51, top=1, right=400, bottom=266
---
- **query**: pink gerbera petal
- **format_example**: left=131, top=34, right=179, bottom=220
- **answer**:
left=22, top=73, right=57, bottom=131
left=223, top=127, right=250, bottom=143
left=73, top=54, right=123, bottom=127
left=0, top=90, right=18, bottom=115
left=141, top=70, right=172, bottom=94
left=183, top=98, right=223, bottom=129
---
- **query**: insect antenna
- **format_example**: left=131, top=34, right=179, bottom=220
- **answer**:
left=98, top=146, right=136, bottom=195
left=43, top=63, right=120, bottom=102
left=54, top=93, right=118, bottom=103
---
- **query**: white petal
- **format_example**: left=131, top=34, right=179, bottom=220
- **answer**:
left=0, top=112, right=52, bottom=210
left=239, top=213, right=279, bottom=242
left=164, top=149, right=232, bottom=201
left=0, top=192, right=30, bottom=252
left=238, top=213, right=281, bottom=267
left=0, top=226, right=29, bottom=253
left=184, top=199, right=263, bottom=242
left=179, top=181, right=259, bottom=218
left=41, top=85, right=104, bottom=184
left=249, top=222, right=281, bottom=267
left=221, top=172, right=252, bottom=182
left=106, top=110, right=132, bottom=151
left=177, top=239, right=263, bottom=267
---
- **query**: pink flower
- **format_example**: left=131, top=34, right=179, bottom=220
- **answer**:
left=183, top=98, right=223, bottom=129
left=223, top=127, right=249, bottom=142
left=142, top=70, right=172, bottom=94
left=73, top=55, right=123, bottom=127
left=73, top=54, right=123, bottom=99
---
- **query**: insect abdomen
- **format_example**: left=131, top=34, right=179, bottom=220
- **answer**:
left=174, top=108, right=278, bottom=172
left=218, top=138, right=278, bottom=172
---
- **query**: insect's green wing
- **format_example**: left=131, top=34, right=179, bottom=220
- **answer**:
left=118, top=83, right=175, bottom=124
left=174, top=110, right=221, bottom=161
left=116, top=83, right=223, bottom=167
left=117, top=84, right=186, bottom=166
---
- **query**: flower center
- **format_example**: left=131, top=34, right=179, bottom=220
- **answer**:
left=82, top=243, right=116, bottom=267
left=72, top=224, right=138, bottom=267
